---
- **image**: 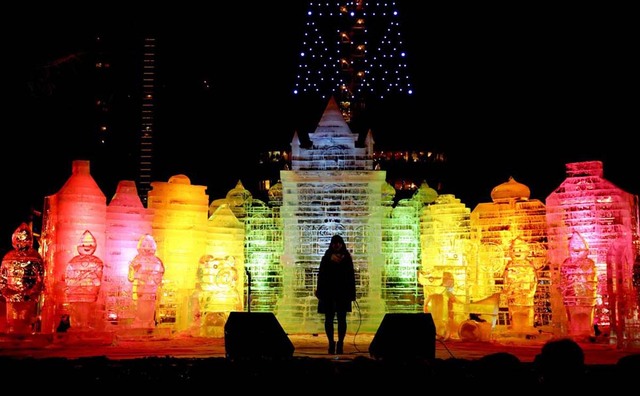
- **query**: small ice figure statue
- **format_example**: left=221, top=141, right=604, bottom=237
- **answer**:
left=503, top=237, right=537, bottom=332
left=560, top=231, right=597, bottom=338
left=127, top=234, right=165, bottom=328
left=64, top=230, right=104, bottom=331
left=0, top=222, right=45, bottom=334
left=192, top=255, right=240, bottom=336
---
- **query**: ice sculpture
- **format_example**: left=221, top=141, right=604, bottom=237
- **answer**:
left=105, top=180, right=153, bottom=326
left=503, top=237, right=538, bottom=332
left=192, top=255, right=241, bottom=336
left=127, top=234, right=164, bottom=328
left=419, top=194, right=471, bottom=340
left=471, top=177, right=549, bottom=335
left=64, top=230, right=104, bottom=331
left=560, top=232, right=597, bottom=339
left=147, top=174, right=208, bottom=331
left=0, top=223, right=45, bottom=334
left=40, top=159, right=107, bottom=334
left=546, top=161, right=637, bottom=342
left=278, top=98, right=386, bottom=333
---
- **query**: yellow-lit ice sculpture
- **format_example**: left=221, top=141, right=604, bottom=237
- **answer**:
left=503, top=237, right=538, bottom=332
left=419, top=193, right=471, bottom=340
left=192, top=254, right=241, bottom=337
left=147, top=174, right=208, bottom=332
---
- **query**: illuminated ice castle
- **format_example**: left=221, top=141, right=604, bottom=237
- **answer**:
left=3, top=98, right=640, bottom=348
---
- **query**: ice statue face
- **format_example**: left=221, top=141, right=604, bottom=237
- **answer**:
left=569, top=232, right=589, bottom=259
left=510, top=238, right=529, bottom=261
left=77, top=230, right=97, bottom=256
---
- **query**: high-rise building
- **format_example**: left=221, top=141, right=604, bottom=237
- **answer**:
left=138, top=37, right=156, bottom=206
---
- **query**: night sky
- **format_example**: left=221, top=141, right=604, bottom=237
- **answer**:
left=2, top=3, right=637, bottom=251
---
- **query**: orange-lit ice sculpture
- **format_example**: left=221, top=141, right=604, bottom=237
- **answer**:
left=503, top=237, right=538, bottom=332
left=471, top=176, right=548, bottom=337
left=560, top=231, right=597, bottom=339
left=0, top=223, right=45, bottom=334
left=64, top=230, right=104, bottom=331
left=127, top=234, right=164, bottom=328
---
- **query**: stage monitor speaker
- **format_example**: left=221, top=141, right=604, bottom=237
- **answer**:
left=224, top=312, right=294, bottom=360
left=369, top=313, right=436, bottom=360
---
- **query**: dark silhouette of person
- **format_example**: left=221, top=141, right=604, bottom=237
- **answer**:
left=315, top=234, right=356, bottom=354
left=534, top=338, right=586, bottom=389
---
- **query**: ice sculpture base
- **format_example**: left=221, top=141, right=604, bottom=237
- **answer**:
left=0, top=333, right=53, bottom=349
left=53, top=330, right=115, bottom=346
left=114, top=327, right=172, bottom=341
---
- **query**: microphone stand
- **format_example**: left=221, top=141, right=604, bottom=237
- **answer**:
left=245, top=268, right=252, bottom=312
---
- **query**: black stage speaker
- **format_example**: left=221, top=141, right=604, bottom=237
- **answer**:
left=369, top=313, right=436, bottom=360
left=224, top=312, right=294, bottom=360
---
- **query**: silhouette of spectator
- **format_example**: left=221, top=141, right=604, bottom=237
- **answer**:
left=534, top=338, right=586, bottom=388
left=474, top=352, right=527, bottom=385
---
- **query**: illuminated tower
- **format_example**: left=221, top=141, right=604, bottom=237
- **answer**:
left=138, top=37, right=156, bottom=206
left=293, top=1, right=414, bottom=132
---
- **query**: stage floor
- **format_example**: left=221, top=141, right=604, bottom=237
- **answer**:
left=1, top=331, right=637, bottom=365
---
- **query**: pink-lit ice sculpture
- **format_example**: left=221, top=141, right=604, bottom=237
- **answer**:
left=0, top=223, right=45, bottom=334
left=64, top=230, right=104, bottom=331
left=560, top=231, right=597, bottom=338
left=503, top=237, right=538, bottom=332
left=127, top=234, right=165, bottom=328
left=105, top=180, right=153, bottom=326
